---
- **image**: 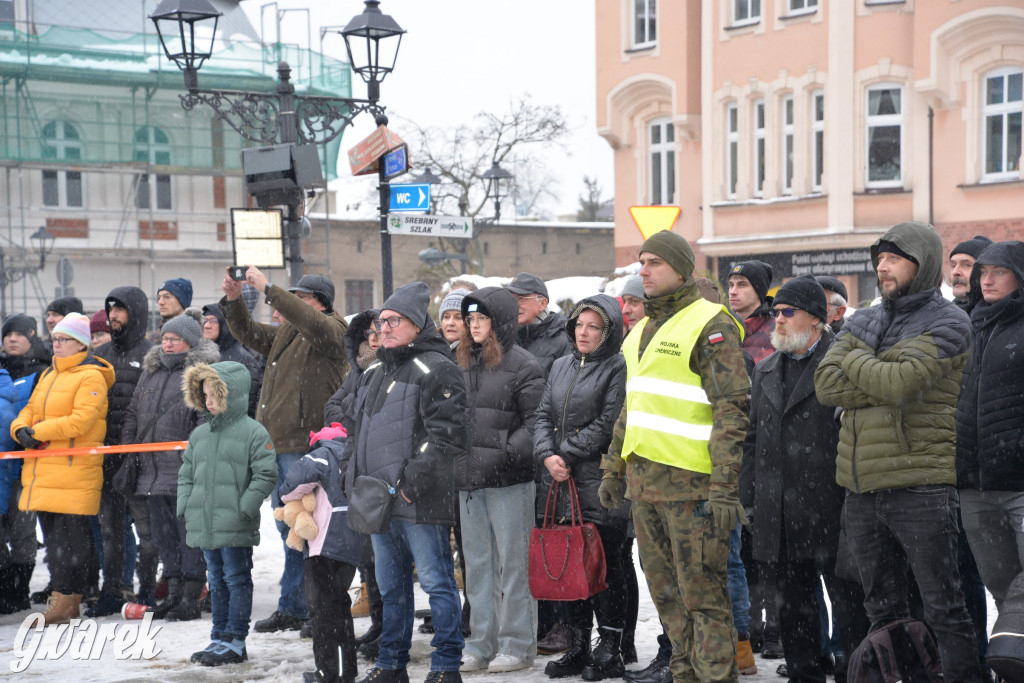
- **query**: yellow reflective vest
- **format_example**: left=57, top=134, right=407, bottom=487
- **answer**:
left=620, top=298, right=742, bottom=473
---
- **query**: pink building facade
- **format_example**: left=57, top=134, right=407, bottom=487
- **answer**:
left=596, top=0, right=1023, bottom=305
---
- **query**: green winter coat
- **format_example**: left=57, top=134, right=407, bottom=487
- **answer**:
left=176, top=361, right=277, bottom=549
left=814, top=221, right=971, bottom=493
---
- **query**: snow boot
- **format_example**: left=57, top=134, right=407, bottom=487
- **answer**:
left=43, top=591, right=82, bottom=625
left=582, top=627, right=625, bottom=681
left=151, top=578, right=182, bottom=619
left=545, top=627, right=591, bottom=678
left=165, top=579, right=203, bottom=621
left=199, top=637, right=247, bottom=666
left=0, top=564, right=33, bottom=614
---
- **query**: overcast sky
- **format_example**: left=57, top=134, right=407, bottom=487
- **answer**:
left=238, top=0, right=615, bottom=217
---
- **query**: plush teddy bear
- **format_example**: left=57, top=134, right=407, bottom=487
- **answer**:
left=273, top=492, right=318, bottom=551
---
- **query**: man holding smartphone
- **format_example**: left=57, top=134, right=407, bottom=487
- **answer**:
left=219, top=266, right=349, bottom=633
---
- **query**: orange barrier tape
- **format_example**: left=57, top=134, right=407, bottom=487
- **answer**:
left=0, top=441, right=189, bottom=460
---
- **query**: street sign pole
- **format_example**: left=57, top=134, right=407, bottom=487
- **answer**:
left=379, top=159, right=393, bottom=301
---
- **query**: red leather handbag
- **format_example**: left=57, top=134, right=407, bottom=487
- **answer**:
left=529, top=478, right=607, bottom=601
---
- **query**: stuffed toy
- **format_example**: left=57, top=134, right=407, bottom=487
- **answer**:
left=273, top=492, right=318, bottom=551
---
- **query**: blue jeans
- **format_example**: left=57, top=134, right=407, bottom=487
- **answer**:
left=845, top=486, right=985, bottom=682
left=728, top=522, right=751, bottom=636
left=372, top=520, right=464, bottom=672
left=272, top=451, right=308, bottom=619
left=203, top=546, right=254, bottom=641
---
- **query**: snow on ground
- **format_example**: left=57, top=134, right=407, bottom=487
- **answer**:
left=0, top=501, right=998, bottom=681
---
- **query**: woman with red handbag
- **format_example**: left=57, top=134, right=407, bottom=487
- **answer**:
left=534, top=294, right=628, bottom=681
left=454, top=287, right=546, bottom=675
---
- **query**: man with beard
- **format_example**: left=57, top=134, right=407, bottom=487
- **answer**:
left=949, top=235, right=993, bottom=310
left=814, top=221, right=985, bottom=682
left=741, top=275, right=868, bottom=682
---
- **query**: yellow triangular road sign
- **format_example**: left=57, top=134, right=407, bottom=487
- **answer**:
left=629, top=206, right=681, bottom=240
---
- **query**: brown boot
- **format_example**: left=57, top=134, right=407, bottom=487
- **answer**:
left=737, top=638, right=758, bottom=675
left=43, top=592, right=82, bottom=626
left=351, top=582, right=370, bottom=618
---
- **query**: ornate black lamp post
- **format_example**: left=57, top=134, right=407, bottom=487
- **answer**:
left=150, top=0, right=404, bottom=285
left=0, top=226, right=56, bottom=320
left=481, top=161, right=513, bottom=222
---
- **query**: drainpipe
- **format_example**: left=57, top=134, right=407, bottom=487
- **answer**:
left=928, top=106, right=934, bottom=227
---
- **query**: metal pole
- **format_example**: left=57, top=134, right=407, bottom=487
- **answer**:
left=277, top=62, right=303, bottom=285
left=376, top=114, right=393, bottom=300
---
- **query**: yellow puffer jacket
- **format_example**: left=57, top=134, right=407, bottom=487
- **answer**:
left=13, top=350, right=115, bottom=515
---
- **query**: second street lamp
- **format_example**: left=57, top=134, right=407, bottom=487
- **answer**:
left=482, top=160, right=513, bottom=222
left=150, top=0, right=405, bottom=285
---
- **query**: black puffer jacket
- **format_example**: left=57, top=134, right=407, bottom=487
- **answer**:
left=324, top=309, right=378, bottom=432
left=202, top=303, right=262, bottom=417
left=517, top=309, right=574, bottom=377
left=2, top=335, right=51, bottom=383
left=94, top=286, right=154, bottom=477
left=341, top=318, right=466, bottom=526
left=125, top=339, right=220, bottom=497
left=956, top=241, right=1024, bottom=492
left=534, top=295, right=627, bottom=526
left=455, top=287, right=545, bottom=491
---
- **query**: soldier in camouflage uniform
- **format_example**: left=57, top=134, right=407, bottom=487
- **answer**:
left=600, top=230, right=750, bottom=683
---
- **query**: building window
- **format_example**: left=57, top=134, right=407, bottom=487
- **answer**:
left=727, top=103, right=738, bottom=199
left=753, top=99, right=765, bottom=197
left=41, top=121, right=83, bottom=208
left=782, top=95, right=794, bottom=194
left=134, top=126, right=172, bottom=210
left=733, top=0, right=760, bottom=26
left=649, top=118, right=675, bottom=204
left=632, top=0, right=656, bottom=48
left=865, top=85, right=903, bottom=188
left=542, top=242, right=548, bottom=255
left=789, top=0, right=817, bottom=14
left=983, top=68, right=1022, bottom=180
left=812, top=90, right=824, bottom=191
left=575, top=243, right=581, bottom=255
left=344, top=280, right=374, bottom=315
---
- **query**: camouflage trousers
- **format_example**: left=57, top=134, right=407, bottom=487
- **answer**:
left=632, top=499, right=738, bottom=683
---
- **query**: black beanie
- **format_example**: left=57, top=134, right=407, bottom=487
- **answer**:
left=640, top=231, right=696, bottom=280
left=729, top=260, right=774, bottom=302
left=2, top=313, right=37, bottom=339
left=876, top=240, right=919, bottom=265
left=950, top=234, right=993, bottom=261
left=381, top=282, right=431, bottom=330
left=46, top=296, right=84, bottom=317
left=773, top=275, right=828, bottom=322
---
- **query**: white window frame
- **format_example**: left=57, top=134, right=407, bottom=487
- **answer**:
left=982, top=67, right=1022, bottom=181
left=812, top=90, right=824, bottom=192
left=782, top=95, right=794, bottom=195
left=727, top=103, right=739, bottom=199
left=865, top=84, right=904, bottom=189
left=649, top=117, right=675, bottom=205
left=632, top=0, right=657, bottom=49
left=134, top=126, right=173, bottom=211
left=789, top=0, right=818, bottom=15
left=733, top=0, right=760, bottom=26
left=41, top=121, right=83, bottom=208
left=753, top=99, right=765, bottom=197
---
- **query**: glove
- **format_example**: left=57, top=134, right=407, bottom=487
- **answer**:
left=598, top=477, right=626, bottom=510
left=15, top=427, right=42, bottom=450
left=707, top=488, right=748, bottom=535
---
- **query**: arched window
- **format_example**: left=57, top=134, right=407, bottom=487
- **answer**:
left=983, top=68, right=1022, bottom=180
left=134, top=126, right=172, bottom=210
left=41, top=121, right=83, bottom=208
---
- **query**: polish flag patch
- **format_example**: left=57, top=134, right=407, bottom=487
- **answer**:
left=708, top=332, right=725, bottom=345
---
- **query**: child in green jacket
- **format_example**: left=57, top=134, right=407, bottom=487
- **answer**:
left=177, top=361, right=276, bottom=667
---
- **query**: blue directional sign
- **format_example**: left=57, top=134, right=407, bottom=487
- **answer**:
left=383, top=146, right=408, bottom=179
left=389, top=183, right=431, bottom=212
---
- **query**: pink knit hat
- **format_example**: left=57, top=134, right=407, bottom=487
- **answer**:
left=52, top=312, right=91, bottom=348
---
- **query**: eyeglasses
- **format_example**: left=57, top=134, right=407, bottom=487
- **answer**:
left=51, top=336, right=77, bottom=345
left=373, top=316, right=404, bottom=331
left=362, top=328, right=381, bottom=339
left=465, top=314, right=490, bottom=325
left=202, top=317, right=218, bottom=326
left=513, top=294, right=542, bottom=302
left=161, top=335, right=185, bottom=344
left=294, top=292, right=317, bottom=302
left=768, top=307, right=799, bottom=319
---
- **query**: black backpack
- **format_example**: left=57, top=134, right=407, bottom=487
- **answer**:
left=847, top=618, right=943, bottom=683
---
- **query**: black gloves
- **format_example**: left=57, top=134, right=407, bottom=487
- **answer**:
left=15, top=427, right=42, bottom=450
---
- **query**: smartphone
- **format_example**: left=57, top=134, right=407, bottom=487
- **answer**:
left=229, top=265, right=247, bottom=281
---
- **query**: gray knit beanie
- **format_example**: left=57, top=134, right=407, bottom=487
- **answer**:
left=440, top=288, right=470, bottom=315
left=161, top=307, right=203, bottom=348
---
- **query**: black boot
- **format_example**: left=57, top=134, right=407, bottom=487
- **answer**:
left=544, top=627, right=591, bottom=678
left=151, top=578, right=182, bottom=619
left=341, top=609, right=357, bottom=683
left=30, top=583, right=52, bottom=605
left=4, top=564, right=34, bottom=614
left=0, top=566, right=14, bottom=614
left=623, top=650, right=671, bottom=683
left=621, top=630, right=637, bottom=665
left=165, top=579, right=203, bottom=622
left=582, top=627, right=625, bottom=681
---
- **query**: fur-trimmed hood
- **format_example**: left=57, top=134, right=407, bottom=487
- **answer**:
left=142, top=336, right=220, bottom=373
left=183, top=360, right=250, bottom=425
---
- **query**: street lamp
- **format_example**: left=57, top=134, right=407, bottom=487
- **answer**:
left=150, top=0, right=405, bottom=285
left=0, top=226, right=56, bottom=320
left=481, top=161, right=513, bottom=222
left=30, top=226, right=56, bottom=269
